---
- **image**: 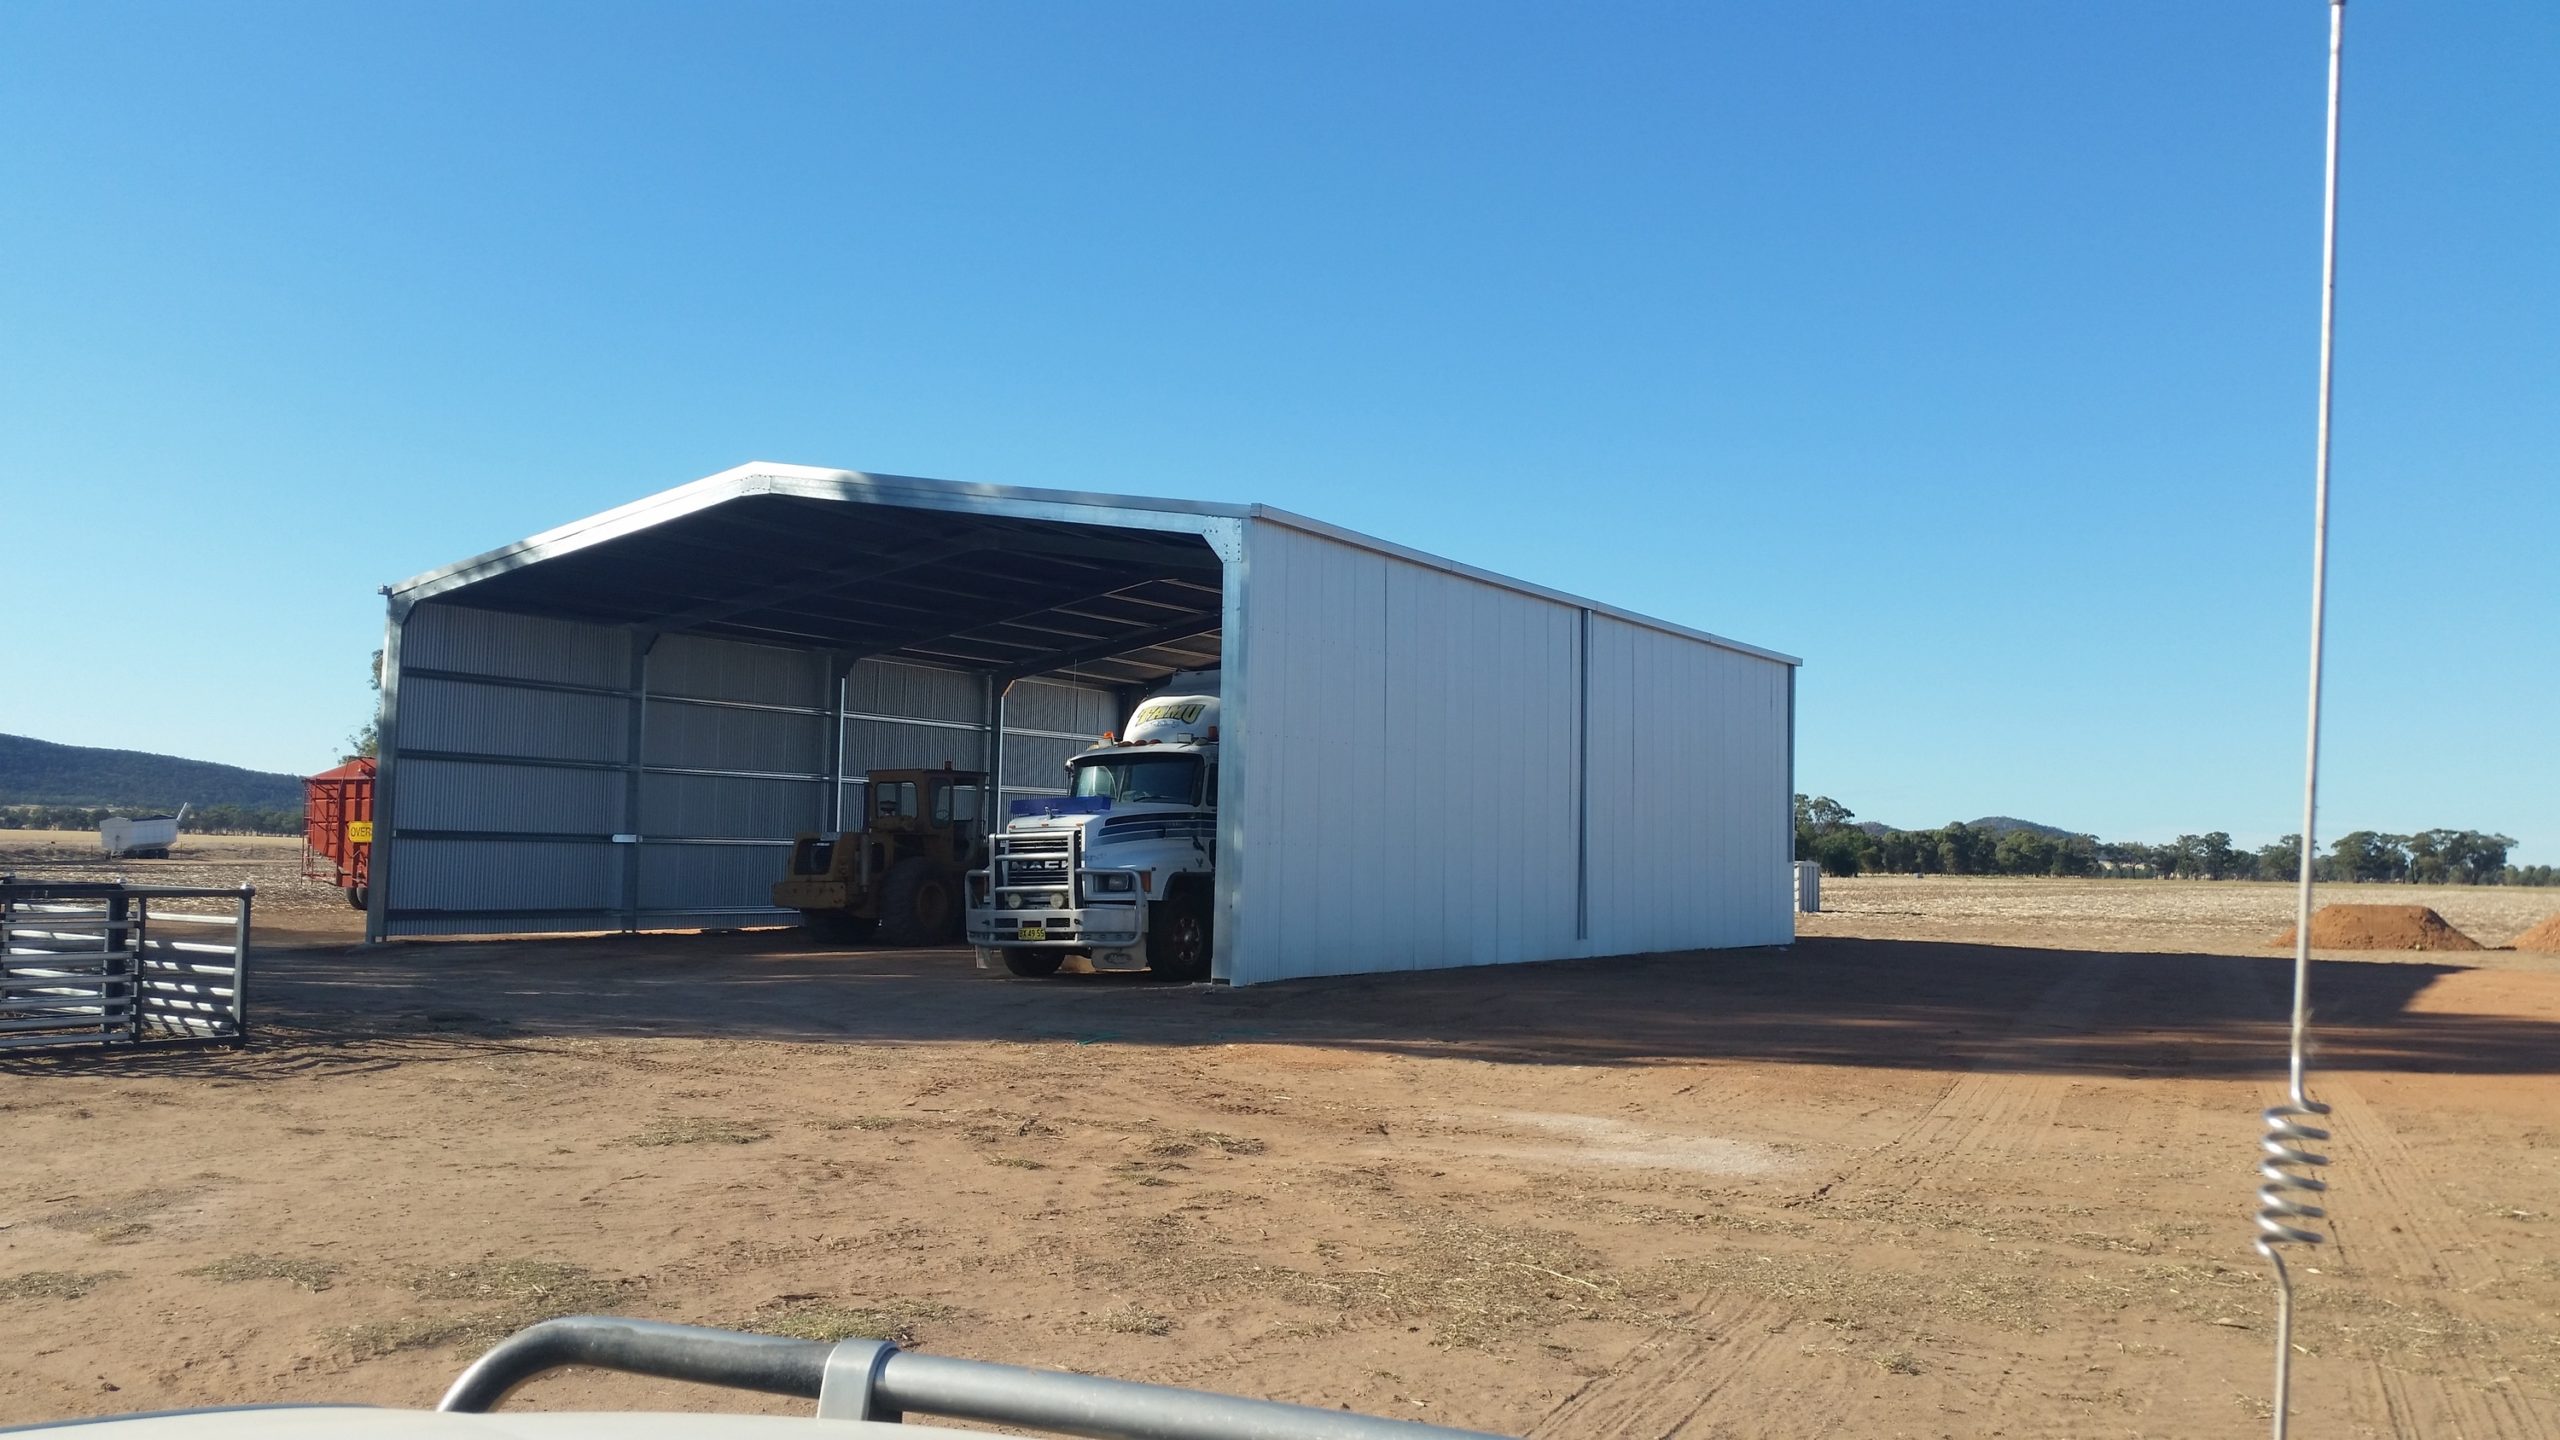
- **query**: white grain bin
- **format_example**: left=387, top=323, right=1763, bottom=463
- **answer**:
left=99, top=805, right=187, bottom=858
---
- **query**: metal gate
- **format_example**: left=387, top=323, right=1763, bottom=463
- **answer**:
left=0, top=881, right=251, bottom=1052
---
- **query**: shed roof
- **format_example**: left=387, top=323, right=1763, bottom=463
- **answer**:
left=388, top=463, right=1798, bottom=683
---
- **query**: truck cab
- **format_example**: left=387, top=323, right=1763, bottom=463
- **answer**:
left=965, top=685, right=1219, bottom=981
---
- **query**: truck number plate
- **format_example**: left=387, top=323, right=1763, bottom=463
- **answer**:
left=1018, top=923, right=1047, bottom=941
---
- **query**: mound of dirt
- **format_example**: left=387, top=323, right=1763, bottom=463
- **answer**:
left=2270, top=903, right=2484, bottom=952
left=2510, top=914, right=2560, bottom=953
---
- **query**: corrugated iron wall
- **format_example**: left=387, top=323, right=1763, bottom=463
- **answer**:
left=385, top=606, right=837, bottom=933
left=1227, top=519, right=1791, bottom=985
left=634, top=631, right=833, bottom=923
left=382, top=604, right=639, bottom=935
left=838, top=660, right=988, bottom=819
left=999, top=678, right=1122, bottom=814
left=382, top=607, right=1124, bottom=938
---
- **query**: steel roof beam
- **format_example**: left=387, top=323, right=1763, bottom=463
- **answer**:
left=995, top=611, right=1224, bottom=683
left=834, top=574, right=1199, bottom=661
left=641, top=530, right=1013, bottom=636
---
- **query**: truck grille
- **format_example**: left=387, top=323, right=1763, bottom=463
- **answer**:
left=996, top=832, right=1074, bottom=888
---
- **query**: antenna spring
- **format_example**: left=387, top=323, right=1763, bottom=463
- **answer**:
left=2255, top=1089, right=2331, bottom=1439
left=2254, top=1096, right=2331, bottom=1259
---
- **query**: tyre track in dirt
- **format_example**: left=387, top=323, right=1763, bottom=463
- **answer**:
left=2320, top=1076, right=2554, bottom=1440
left=1526, top=1298, right=1819, bottom=1439
left=2207, top=954, right=2556, bottom=1439
left=1800, top=953, right=2123, bottom=1207
left=1529, top=956, right=2128, bottom=1436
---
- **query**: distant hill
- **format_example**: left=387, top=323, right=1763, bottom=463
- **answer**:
left=1855, top=815, right=2089, bottom=840
left=1966, top=816, right=2088, bottom=841
left=0, top=735, right=306, bottom=811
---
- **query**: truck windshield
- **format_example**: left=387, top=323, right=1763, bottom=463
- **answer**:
left=1071, top=755, right=1201, bottom=805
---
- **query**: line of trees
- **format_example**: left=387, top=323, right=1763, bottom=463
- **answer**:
left=1795, top=796, right=2553, bottom=887
left=0, top=804, right=303, bottom=837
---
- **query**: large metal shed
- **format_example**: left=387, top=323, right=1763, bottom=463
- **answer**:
left=371, top=462, right=1800, bottom=986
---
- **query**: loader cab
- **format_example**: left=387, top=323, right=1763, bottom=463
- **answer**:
left=866, top=769, right=985, bottom=841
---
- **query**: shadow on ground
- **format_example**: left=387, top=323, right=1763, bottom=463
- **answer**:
left=10, top=928, right=2556, bottom=1081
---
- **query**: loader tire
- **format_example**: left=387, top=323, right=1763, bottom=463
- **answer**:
left=877, top=857, right=957, bottom=946
left=345, top=884, right=369, bottom=912
left=803, top=910, right=878, bottom=946
left=1002, top=950, right=1064, bottom=978
left=1148, top=894, right=1213, bottom=983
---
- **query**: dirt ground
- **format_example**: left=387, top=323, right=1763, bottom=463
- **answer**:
left=5, top=865, right=2557, bottom=1437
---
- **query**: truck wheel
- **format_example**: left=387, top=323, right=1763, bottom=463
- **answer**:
left=877, top=857, right=956, bottom=946
left=1002, top=950, right=1064, bottom=978
left=1148, top=895, right=1212, bottom=983
left=345, top=884, right=369, bottom=912
left=804, top=911, right=878, bottom=945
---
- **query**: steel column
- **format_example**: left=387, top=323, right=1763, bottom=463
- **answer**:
left=364, top=607, right=406, bottom=945
left=619, top=630, right=656, bottom=933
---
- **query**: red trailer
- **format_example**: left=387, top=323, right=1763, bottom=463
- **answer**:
left=303, top=757, right=376, bottom=911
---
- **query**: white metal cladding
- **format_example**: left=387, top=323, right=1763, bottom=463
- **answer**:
left=383, top=605, right=637, bottom=933
left=1582, top=614, right=1793, bottom=955
left=1226, top=519, right=1792, bottom=986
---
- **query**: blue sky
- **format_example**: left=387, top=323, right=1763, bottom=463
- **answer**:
left=1, top=2, right=2551, bottom=860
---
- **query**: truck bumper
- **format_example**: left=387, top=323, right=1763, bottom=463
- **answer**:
left=967, top=899, right=1148, bottom=970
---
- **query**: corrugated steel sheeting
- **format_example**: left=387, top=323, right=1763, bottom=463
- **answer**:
left=836, top=659, right=990, bottom=819
left=999, top=678, right=1121, bottom=807
left=385, top=611, right=844, bottom=931
left=1224, top=518, right=1792, bottom=985
left=383, top=606, right=636, bottom=931
left=1583, top=614, right=1793, bottom=957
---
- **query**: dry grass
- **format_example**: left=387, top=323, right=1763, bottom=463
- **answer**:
left=330, top=1258, right=630, bottom=1358
left=184, top=1253, right=344, bottom=1292
left=1141, top=1130, right=1266, bottom=1158
left=42, top=1186, right=191, bottom=1234
left=626, top=1117, right=769, bottom=1147
left=1098, top=1304, right=1177, bottom=1336
left=747, top=1297, right=957, bottom=1345
left=0, top=1270, right=123, bottom=1302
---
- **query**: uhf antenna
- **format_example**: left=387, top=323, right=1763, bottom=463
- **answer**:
left=2254, top=3, right=2347, bottom=1437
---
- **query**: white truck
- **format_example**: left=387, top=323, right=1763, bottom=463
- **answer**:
left=966, top=676, right=1220, bottom=981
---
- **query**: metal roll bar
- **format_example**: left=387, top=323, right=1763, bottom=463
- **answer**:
left=438, top=1316, right=1508, bottom=1440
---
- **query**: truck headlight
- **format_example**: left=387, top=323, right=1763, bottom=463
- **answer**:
left=1087, top=872, right=1136, bottom=895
